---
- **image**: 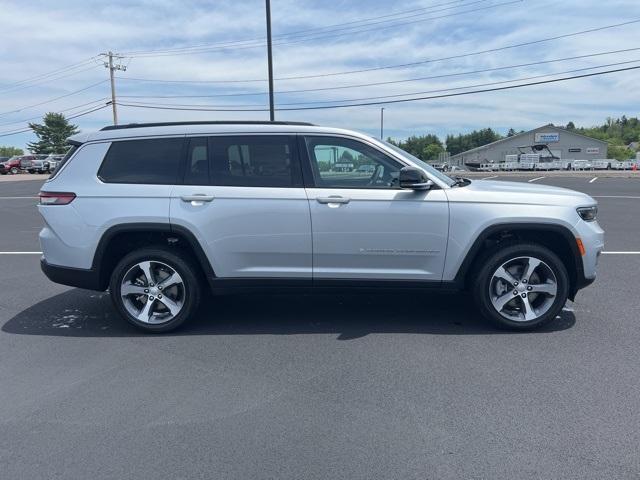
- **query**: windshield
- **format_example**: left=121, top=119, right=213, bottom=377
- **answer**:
left=381, top=141, right=457, bottom=187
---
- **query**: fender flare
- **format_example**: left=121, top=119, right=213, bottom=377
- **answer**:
left=452, top=222, right=585, bottom=299
left=92, top=222, right=215, bottom=290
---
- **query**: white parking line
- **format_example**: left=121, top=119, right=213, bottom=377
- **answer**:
left=601, top=252, right=640, bottom=255
left=528, top=176, right=545, bottom=183
left=481, top=175, right=498, bottom=180
left=589, top=177, right=598, bottom=183
left=0, top=252, right=42, bottom=255
left=593, top=195, right=640, bottom=199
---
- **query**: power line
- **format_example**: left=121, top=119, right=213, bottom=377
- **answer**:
left=0, top=99, right=109, bottom=127
left=114, top=65, right=640, bottom=112
left=121, top=59, right=640, bottom=108
left=274, top=59, right=640, bottom=106
left=115, top=18, right=640, bottom=84
left=0, top=57, right=100, bottom=91
left=124, top=0, right=519, bottom=58
left=117, top=47, right=640, bottom=99
left=0, top=80, right=108, bottom=117
left=0, top=104, right=110, bottom=138
left=125, top=0, right=496, bottom=57
left=116, top=59, right=640, bottom=108
left=0, top=64, right=104, bottom=94
left=272, top=18, right=640, bottom=81
left=121, top=0, right=482, bottom=56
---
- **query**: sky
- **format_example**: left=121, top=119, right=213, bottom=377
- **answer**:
left=0, top=0, right=639, bottom=151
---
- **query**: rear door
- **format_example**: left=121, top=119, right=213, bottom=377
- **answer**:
left=170, top=134, right=312, bottom=279
left=301, top=135, right=449, bottom=281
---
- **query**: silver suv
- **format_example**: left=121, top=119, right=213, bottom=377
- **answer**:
left=39, top=121, right=604, bottom=332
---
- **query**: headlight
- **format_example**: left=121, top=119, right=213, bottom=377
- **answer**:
left=577, top=206, right=597, bottom=222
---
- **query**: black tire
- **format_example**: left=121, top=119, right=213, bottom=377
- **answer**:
left=10, top=167, right=18, bottom=174
left=472, top=243, right=569, bottom=331
left=109, top=247, right=201, bottom=333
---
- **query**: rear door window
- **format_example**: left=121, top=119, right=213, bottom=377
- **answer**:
left=209, top=135, right=300, bottom=187
left=98, top=137, right=184, bottom=184
left=183, top=137, right=209, bottom=185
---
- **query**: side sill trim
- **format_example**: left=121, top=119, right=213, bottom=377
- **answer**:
left=208, top=277, right=457, bottom=294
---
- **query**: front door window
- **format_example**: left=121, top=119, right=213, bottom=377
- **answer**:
left=304, top=136, right=402, bottom=189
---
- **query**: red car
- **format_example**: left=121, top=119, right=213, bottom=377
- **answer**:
left=0, top=155, right=36, bottom=174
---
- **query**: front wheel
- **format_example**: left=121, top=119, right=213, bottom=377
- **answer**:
left=10, top=167, right=18, bottom=174
left=472, top=243, right=569, bottom=330
left=109, top=248, right=202, bottom=333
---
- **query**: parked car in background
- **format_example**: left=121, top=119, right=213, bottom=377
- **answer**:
left=572, top=160, right=591, bottom=170
left=28, top=155, right=51, bottom=174
left=46, top=154, right=65, bottom=174
left=591, top=159, right=611, bottom=170
left=0, top=156, right=9, bottom=164
left=0, top=156, right=26, bottom=174
left=18, top=155, right=38, bottom=173
left=28, top=154, right=65, bottom=174
left=612, top=160, right=635, bottom=170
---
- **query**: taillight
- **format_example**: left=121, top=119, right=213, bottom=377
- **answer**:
left=39, top=191, right=76, bottom=205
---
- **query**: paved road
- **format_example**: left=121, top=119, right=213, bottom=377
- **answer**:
left=0, top=179, right=639, bottom=479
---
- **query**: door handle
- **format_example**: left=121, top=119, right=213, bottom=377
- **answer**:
left=181, top=194, right=215, bottom=204
left=317, top=196, right=350, bottom=205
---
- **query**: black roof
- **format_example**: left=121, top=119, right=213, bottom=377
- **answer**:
left=100, top=120, right=315, bottom=131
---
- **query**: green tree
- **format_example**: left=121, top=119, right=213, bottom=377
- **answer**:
left=389, top=134, right=443, bottom=160
left=27, top=113, right=79, bottom=154
left=608, top=144, right=633, bottom=161
left=0, top=146, right=24, bottom=157
left=445, top=128, right=502, bottom=155
left=422, top=143, right=444, bottom=160
left=507, top=128, right=517, bottom=137
left=565, top=121, right=575, bottom=130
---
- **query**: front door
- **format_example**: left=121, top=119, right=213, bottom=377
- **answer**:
left=302, top=135, right=449, bottom=281
left=170, top=134, right=312, bottom=278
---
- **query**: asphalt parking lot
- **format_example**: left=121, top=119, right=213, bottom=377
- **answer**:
left=1, top=173, right=639, bottom=479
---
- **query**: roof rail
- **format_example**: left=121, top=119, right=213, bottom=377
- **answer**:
left=100, top=120, right=315, bottom=131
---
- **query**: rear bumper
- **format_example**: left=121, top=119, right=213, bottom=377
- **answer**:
left=40, top=257, right=103, bottom=291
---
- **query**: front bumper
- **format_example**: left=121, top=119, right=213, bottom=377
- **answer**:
left=569, top=218, right=604, bottom=299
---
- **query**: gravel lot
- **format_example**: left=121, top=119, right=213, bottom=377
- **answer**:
left=0, top=175, right=638, bottom=479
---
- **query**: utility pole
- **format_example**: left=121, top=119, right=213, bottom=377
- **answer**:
left=265, top=0, right=275, bottom=121
left=380, top=107, right=385, bottom=139
left=101, top=51, right=127, bottom=125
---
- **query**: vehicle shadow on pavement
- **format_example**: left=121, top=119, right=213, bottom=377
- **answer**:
left=2, top=288, right=576, bottom=339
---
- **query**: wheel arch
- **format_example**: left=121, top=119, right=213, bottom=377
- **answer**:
left=454, top=222, right=585, bottom=300
left=92, top=223, right=215, bottom=291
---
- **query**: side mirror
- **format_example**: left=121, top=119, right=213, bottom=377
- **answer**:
left=399, top=166, right=432, bottom=190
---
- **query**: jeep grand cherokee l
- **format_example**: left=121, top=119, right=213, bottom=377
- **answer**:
left=38, top=121, right=604, bottom=332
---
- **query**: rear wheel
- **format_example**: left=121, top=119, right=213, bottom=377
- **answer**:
left=109, top=248, right=201, bottom=333
left=472, top=243, right=569, bottom=330
left=10, top=167, right=18, bottom=174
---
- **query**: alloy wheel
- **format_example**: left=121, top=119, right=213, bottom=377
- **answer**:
left=489, top=256, right=558, bottom=322
left=120, top=260, right=185, bottom=324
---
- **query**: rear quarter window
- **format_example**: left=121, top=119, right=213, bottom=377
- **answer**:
left=98, top=137, right=184, bottom=184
